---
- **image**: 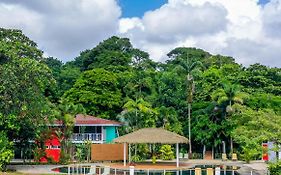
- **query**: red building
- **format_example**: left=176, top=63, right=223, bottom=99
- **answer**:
left=39, top=114, right=121, bottom=163
left=39, top=133, right=61, bottom=163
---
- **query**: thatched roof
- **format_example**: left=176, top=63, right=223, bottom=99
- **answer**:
left=113, top=128, right=188, bottom=144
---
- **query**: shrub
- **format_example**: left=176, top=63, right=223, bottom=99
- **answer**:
left=131, top=155, right=143, bottom=162
left=0, top=132, right=14, bottom=171
left=59, top=150, right=71, bottom=164
left=33, top=147, right=46, bottom=162
left=269, top=161, right=281, bottom=175
left=159, top=145, right=174, bottom=160
left=240, top=145, right=260, bottom=163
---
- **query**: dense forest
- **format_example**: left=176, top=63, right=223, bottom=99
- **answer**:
left=1, top=28, right=281, bottom=169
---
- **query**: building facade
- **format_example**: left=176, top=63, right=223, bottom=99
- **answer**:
left=40, top=114, right=121, bottom=162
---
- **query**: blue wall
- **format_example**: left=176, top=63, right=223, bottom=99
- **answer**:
left=105, top=126, right=117, bottom=143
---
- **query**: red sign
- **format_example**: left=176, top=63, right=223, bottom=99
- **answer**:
left=262, top=143, right=269, bottom=161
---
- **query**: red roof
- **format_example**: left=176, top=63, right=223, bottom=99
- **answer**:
left=53, top=114, right=122, bottom=126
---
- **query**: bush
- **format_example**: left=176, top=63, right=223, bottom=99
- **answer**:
left=131, top=155, right=143, bottom=162
left=0, top=132, right=14, bottom=171
left=33, top=147, right=46, bottom=162
left=159, top=145, right=174, bottom=160
left=269, top=161, right=281, bottom=175
left=240, top=145, right=260, bottom=163
left=59, top=151, right=71, bottom=164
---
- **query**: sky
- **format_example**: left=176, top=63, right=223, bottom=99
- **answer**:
left=118, top=0, right=167, bottom=17
left=0, top=0, right=281, bottom=67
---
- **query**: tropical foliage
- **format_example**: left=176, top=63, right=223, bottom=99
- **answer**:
left=0, top=27, right=281, bottom=169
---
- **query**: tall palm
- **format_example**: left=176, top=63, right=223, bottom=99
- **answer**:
left=175, top=56, right=204, bottom=156
left=211, top=80, right=248, bottom=153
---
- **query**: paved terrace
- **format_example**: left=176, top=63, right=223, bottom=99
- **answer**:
left=7, top=159, right=268, bottom=175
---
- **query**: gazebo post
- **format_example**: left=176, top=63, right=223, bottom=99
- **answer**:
left=129, top=143, right=131, bottom=163
left=176, top=143, right=179, bottom=167
left=123, top=143, right=126, bottom=166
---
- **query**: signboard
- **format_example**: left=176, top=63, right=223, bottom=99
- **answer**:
left=262, top=143, right=269, bottom=161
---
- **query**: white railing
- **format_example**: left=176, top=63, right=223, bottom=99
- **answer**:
left=71, top=133, right=102, bottom=142
left=62, top=164, right=269, bottom=175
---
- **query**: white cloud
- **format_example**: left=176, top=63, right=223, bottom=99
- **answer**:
left=1, top=0, right=281, bottom=67
left=0, top=0, right=121, bottom=61
left=118, top=0, right=228, bottom=61
left=262, top=0, right=281, bottom=38
left=119, top=0, right=281, bottom=67
left=119, top=17, right=143, bottom=34
left=0, top=3, right=43, bottom=37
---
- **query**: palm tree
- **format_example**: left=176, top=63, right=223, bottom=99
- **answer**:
left=118, top=98, right=158, bottom=162
left=211, top=80, right=248, bottom=153
left=175, top=56, right=204, bottom=157
left=119, top=98, right=157, bottom=133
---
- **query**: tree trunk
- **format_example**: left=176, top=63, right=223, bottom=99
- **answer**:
left=212, top=146, right=214, bottom=159
left=188, top=103, right=192, bottom=157
left=230, top=137, right=233, bottom=154
left=187, top=73, right=193, bottom=158
left=222, top=141, right=226, bottom=154
left=203, top=145, right=206, bottom=159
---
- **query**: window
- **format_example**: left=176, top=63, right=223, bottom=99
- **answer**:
left=84, top=126, right=102, bottom=133
left=96, top=126, right=102, bottom=133
left=73, top=126, right=79, bottom=133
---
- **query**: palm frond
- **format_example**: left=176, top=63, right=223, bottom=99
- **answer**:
left=189, top=61, right=205, bottom=72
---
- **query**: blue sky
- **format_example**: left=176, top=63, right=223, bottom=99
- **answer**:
left=258, top=0, right=270, bottom=5
left=119, top=0, right=270, bottom=18
left=119, top=0, right=167, bottom=17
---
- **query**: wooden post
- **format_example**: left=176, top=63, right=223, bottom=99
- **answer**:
left=129, top=143, right=131, bottom=163
left=176, top=143, right=179, bottom=167
left=123, top=143, right=126, bottom=166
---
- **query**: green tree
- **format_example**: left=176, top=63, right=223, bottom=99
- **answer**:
left=211, top=80, right=248, bottom=153
left=157, top=106, right=182, bottom=134
left=53, top=101, right=85, bottom=163
left=0, top=28, right=55, bottom=164
left=167, top=48, right=205, bottom=156
left=118, top=98, right=158, bottom=133
left=71, top=36, right=133, bottom=71
left=231, top=106, right=281, bottom=162
left=64, top=68, right=122, bottom=119
left=0, top=28, right=43, bottom=61
left=191, top=102, right=227, bottom=153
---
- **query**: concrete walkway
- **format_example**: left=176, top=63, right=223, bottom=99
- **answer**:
left=7, top=165, right=63, bottom=174
left=7, top=160, right=268, bottom=174
left=241, top=161, right=268, bottom=175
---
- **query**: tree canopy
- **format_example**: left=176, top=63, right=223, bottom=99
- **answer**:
left=0, top=28, right=281, bottom=167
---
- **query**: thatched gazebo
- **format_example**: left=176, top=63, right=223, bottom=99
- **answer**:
left=113, top=128, right=188, bottom=167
